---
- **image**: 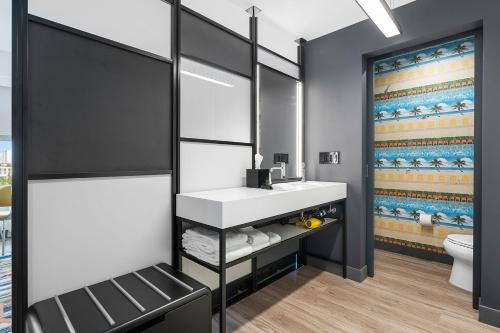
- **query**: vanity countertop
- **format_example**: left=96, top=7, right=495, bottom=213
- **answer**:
left=176, top=181, right=347, bottom=229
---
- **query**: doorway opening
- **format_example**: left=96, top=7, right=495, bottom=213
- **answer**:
left=366, top=29, right=483, bottom=309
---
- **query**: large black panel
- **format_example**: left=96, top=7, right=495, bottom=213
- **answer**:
left=27, top=19, right=172, bottom=177
left=180, top=9, right=252, bottom=77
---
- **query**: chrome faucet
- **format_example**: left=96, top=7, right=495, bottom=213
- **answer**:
left=269, top=162, right=286, bottom=185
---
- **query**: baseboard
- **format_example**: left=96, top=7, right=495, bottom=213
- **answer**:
left=306, top=255, right=343, bottom=276
left=306, top=255, right=367, bottom=282
left=479, top=299, right=500, bottom=328
left=346, top=265, right=368, bottom=282
left=375, top=239, right=453, bottom=265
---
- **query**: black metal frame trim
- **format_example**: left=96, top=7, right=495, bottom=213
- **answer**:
left=180, top=137, right=253, bottom=147
left=250, top=14, right=258, bottom=170
left=28, top=15, right=173, bottom=64
left=171, top=0, right=181, bottom=268
left=28, top=170, right=172, bottom=180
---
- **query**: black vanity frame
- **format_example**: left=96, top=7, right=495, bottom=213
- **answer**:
left=176, top=199, right=346, bottom=333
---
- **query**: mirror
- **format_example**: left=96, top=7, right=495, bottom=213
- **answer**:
left=258, top=65, right=302, bottom=181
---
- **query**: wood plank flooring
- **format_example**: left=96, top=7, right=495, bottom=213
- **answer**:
left=216, top=250, right=499, bottom=333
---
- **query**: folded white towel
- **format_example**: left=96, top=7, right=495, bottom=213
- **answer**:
left=185, top=242, right=253, bottom=266
left=183, top=227, right=248, bottom=253
left=267, top=232, right=281, bottom=245
left=251, top=242, right=270, bottom=252
left=240, top=227, right=270, bottom=245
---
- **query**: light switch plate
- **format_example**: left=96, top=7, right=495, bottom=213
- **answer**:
left=319, top=151, right=340, bottom=164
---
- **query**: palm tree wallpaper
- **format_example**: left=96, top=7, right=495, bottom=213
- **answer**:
left=372, top=36, right=475, bottom=259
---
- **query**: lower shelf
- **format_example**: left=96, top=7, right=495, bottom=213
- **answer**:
left=180, top=218, right=340, bottom=272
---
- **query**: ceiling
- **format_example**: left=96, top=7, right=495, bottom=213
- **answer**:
left=229, top=0, right=416, bottom=41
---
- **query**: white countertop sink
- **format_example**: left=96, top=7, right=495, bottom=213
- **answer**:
left=176, top=181, right=347, bottom=229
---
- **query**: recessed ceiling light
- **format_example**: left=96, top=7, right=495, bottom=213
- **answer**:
left=355, top=0, right=401, bottom=38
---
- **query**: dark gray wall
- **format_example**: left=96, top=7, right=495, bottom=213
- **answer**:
left=304, top=0, right=500, bottom=320
left=259, top=66, right=297, bottom=178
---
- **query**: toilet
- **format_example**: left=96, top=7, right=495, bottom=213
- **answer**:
left=443, top=234, right=473, bottom=292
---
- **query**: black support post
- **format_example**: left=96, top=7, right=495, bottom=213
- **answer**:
left=12, top=0, right=29, bottom=331
left=250, top=9, right=258, bottom=169
left=296, top=38, right=306, bottom=81
left=218, top=229, right=227, bottom=333
left=171, top=0, right=181, bottom=268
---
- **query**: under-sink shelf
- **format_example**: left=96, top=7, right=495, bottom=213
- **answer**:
left=259, top=217, right=338, bottom=242
left=179, top=217, right=341, bottom=272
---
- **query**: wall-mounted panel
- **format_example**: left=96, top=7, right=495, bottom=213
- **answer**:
left=181, top=0, right=250, bottom=38
left=180, top=58, right=251, bottom=143
left=28, top=0, right=171, bottom=58
left=181, top=9, right=252, bottom=77
left=180, top=142, right=252, bottom=193
left=27, top=20, right=172, bottom=177
left=258, top=47, right=300, bottom=80
left=28, top=175, right=172, bottom=305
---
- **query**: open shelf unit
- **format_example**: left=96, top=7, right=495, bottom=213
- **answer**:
left=176, top=199, right=346, bottom=333
left=178, top=217, right=340, bottom=272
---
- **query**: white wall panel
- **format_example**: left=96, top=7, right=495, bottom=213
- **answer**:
left=258, top=48, right=300, bottom=80
left=28, top=175, right=172, bottom=305
left=258, top=17, right=298, bottom=63
left=180, top=142, right=252, bottom=193
left=28, top=0, right=171, bottom=58
left=180, top=58, right=251, bottom=143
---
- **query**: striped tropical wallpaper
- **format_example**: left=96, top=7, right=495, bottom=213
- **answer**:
left=373, top=36, right=475, bottom=257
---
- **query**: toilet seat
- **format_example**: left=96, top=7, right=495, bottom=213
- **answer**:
left=445, top=234, right=473, bottom=250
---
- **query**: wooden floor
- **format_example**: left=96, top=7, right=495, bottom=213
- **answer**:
left=216, top=250, right=499, bottom=333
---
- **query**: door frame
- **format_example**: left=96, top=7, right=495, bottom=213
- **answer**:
left=365, top=29, right=483, bottom=309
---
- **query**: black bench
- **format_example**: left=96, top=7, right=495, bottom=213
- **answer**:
left=26, top=263, right=211, bottom=333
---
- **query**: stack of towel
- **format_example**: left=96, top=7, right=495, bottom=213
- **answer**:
left=182, top=227, right=252, bottom=266
left=240, top=227, right=281, bottom=251
left=182, top=226, right=282, bottom=266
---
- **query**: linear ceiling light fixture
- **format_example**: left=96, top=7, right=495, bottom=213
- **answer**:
left=354, top=0, right=401, bottom=38
left=180, top=70, right=234, bottom=88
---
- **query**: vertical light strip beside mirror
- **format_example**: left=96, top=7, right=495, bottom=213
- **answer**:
left=256, top=65, right=261, bottom=155
left=296, top=81, right=303, bottom=177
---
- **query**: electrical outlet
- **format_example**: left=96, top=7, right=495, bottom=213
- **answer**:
left=319, top=151, right=340, bottom=164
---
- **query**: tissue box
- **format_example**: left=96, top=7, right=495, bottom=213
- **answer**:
left=246, top=169, right=269, bottom=188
